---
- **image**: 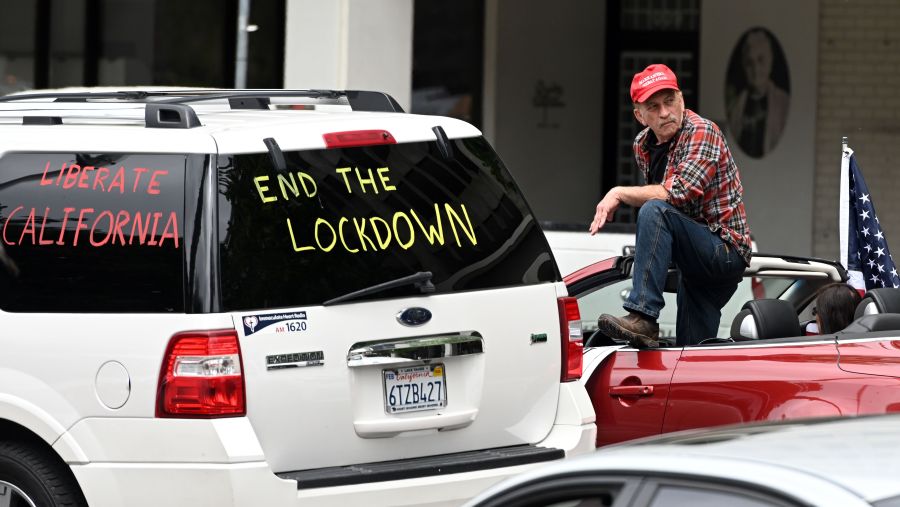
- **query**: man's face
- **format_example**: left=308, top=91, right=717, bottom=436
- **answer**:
left=633, top=89, right=684, bottom=143
left=742, top=32, right=773, bottom=95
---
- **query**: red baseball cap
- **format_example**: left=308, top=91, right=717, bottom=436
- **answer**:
left=630, top=64, right=680, bottom=103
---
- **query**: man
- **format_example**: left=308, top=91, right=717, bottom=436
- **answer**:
left=591, top=63, right=752, bottom=348
left=728, top=29, right=790, bottom=158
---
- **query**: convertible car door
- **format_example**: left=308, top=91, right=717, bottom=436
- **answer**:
left=585, top=348, right=682, bottom=447
left=662, top=339, right=859, bottom=434
left=569, top=258, right=682, bottom=447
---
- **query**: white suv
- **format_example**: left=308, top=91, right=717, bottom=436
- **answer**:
left=0, top=90, right=595, bottom=507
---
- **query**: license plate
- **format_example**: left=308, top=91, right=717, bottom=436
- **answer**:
left=383, top=364, right=447, bottom=414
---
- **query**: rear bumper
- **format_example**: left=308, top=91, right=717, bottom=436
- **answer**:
left=65, top=420, right=595, bottom=507
left=291, top=419, right=595, bottom=507
left=59, top=384, right=595, bottom=506
left=296, top=463, right=551, bottom=507
left=281, top=444, right=565, bottom=489
left=69, top=458, right=582, bottom=507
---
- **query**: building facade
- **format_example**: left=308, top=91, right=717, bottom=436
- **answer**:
left=2, top=0, right=896, bottom=260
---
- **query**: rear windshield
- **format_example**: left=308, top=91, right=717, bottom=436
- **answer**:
left=216, top=136, right=558, bottom=311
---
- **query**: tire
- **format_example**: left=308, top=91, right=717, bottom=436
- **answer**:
left=0, top=440, right=86, bottom=507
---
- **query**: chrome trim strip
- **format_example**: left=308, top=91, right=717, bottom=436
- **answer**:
left=347, top=332, right=483, bottom=367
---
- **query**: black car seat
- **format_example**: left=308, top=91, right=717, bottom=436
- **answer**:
left=730, top=299, right=801, bottom=341
left=838, top=287, right=900, bottom=333
left=853, top=287, right=900, bottom=318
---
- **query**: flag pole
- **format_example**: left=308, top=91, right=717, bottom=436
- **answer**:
left=839, top=136, right=850, bottom=277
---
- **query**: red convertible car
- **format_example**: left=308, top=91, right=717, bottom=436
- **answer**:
left=567, top=254, right=900, bottom=447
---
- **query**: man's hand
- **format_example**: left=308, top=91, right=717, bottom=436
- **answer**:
left=590, top=185, right=669, bottom=234
left=590, top=189, right=621, bottom=235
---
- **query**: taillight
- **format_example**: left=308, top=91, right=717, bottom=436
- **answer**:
left=156, top=329, right=245, bottom=418
left=323, top=129, right=397, bottom=149
left=558, top=297, right=583, bottom=382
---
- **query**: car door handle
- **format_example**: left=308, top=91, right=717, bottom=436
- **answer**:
left=609, top=385, right=654, bottom=397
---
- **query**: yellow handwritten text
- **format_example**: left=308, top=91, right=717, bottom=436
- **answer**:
left=254, top=171, right=318, bottom=204
left=335, top=166, right=396, bottom=194
left=286, top=203, right=477, bottom=253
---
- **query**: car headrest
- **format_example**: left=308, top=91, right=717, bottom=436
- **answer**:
left=854, top=288, right=900, bottom=319
left=730, top=299, right=800, bottom=340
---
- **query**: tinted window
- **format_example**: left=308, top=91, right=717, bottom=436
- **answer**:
left=648, top=485, right=795, bottom=507
left=472, top=475, right=628, bottom=507
left=217, top=137, right=557, bottom=311
left=0, top=153, right=185, bottom=312
left=544, top=497, right=614, bottom=507
left=875, top=495, right=900, bottom=507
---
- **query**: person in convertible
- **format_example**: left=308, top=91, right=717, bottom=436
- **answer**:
left=590, top=63, right=752, bottom=348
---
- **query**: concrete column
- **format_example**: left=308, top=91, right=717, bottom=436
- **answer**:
left=283, top=0, right=413, bottom=111
left=489, top=0, right=606, bottom=224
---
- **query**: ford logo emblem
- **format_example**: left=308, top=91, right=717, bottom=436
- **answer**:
left=397, top=307, right=432, bottom=327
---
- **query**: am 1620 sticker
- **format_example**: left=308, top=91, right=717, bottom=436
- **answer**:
left=241, top=311, right=308, bottom=336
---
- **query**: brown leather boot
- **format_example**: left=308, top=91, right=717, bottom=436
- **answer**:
left=597, top=312, right=660, bottom=349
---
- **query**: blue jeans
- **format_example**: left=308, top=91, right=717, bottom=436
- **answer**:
left=624, top=200, right=745, bottom=345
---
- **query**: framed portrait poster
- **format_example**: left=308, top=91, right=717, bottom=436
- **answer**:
left=700, top=0, right=818, bottom=256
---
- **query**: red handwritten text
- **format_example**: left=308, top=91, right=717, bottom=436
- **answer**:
left=3, top=207, right=179, bottom=248
left=40, top=162, right=169, bottom=195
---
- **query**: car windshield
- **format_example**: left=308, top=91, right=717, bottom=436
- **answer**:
left=216, top=136, right=558, bottom=311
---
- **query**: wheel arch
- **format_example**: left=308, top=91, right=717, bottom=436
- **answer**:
left=0, top=396, right=87, bottom=463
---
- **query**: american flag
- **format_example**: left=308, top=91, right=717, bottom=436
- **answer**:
left=840, top=147, right=898, bottom=290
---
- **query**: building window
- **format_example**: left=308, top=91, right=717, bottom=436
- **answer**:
left=0, top=0, right=285, bottom=92
left=604, top=0, right=699, bottom=223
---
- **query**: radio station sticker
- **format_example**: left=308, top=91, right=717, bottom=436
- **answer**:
left=241, top=311, right=308, bottom=336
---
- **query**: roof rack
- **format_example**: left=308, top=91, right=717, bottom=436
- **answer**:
left=0, top=89, right=405, bottom=129
left=0, top=89, right=404, bottom=111
left=0, top=90, right=158, bottom=102
left=153, top=89, right=404, bottom=113
left=12, top=105, right=201, bottom=130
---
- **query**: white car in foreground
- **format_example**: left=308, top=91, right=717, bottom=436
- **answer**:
left=465, top=414, right=900, bottom=507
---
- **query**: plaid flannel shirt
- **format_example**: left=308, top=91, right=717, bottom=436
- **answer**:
left=634, top=109, right=752, bottom=265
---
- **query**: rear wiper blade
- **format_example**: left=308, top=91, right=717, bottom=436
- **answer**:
left=323, top=271, right=435, bottom=306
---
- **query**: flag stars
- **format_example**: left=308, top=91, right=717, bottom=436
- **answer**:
left=848, top=155, right=895, bottom=291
